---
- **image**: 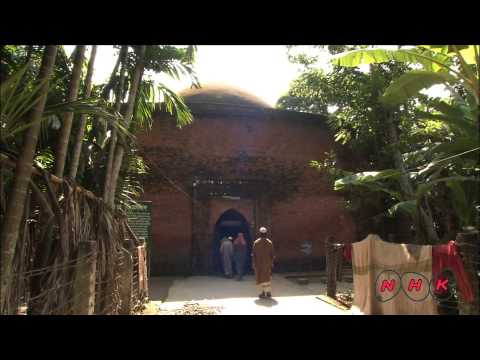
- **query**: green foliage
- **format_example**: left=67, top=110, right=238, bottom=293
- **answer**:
left=133, top=80, right=156, bottom=132
left=34, top=148, right=55, bottom=169
left=333, top=46, right=479, bottom=104
left=284, top=45, right=479, bottom=241
left=416, top=176, right=478, bottom=201
left=132, top=80, right=193, bottom=133
left=334, top=170, right=402, bottom=192
left=0, top=64, right=49, bottom=145
left=279, top=49, right=413, bottom=170
left=116, top=151, right=149, bottom=209
left=388, top=200, right=418, bottom=217
left=446, top=180, right=478, bottom=227
left=157, top=82, right=193, bottom=128
left=0, top=65, right=128, bottom=157
left=310, top=150, right=346, bottom=181
left=381, top=71, right=456, bottom=105
left=331, top=47, right=453, bottom=72
left=1, top=45, right=197, bottom=211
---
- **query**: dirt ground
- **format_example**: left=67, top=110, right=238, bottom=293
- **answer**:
left=142, top=273, right=353, bottom=315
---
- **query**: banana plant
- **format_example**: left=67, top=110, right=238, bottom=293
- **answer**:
left=331, top=45, right=479, bottom=106
left=330, top=46, right=479, bottom=236
left=331, top=46, right=479, bottom=159
left=335, top=168, right=479, bottom=229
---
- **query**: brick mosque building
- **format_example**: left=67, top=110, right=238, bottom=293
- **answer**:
left=137, top=84, right=356, bottom=276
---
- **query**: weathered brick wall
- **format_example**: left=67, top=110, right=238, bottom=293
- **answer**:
left=144, top=189, right=192, bottom=275
left=270, top=195, right=356, bottom=271
left=138, top=109, right=356, bottom=275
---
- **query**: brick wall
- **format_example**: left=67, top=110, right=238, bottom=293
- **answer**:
left=145, top=189, right=192, bottom=275
left=138, top=108, right=356, bottom=275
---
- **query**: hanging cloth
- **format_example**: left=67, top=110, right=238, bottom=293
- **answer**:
left=432, top=240, right=474, bottom=303
left=351, top=234, right=438, bottom=315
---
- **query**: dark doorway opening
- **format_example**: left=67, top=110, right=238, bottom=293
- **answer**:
left=212, top=209, right=252, bottom=275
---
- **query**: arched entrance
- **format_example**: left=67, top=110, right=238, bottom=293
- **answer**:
left=212, top=209, right=252, bottom=275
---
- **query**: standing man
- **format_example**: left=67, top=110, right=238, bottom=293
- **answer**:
left=233, top=232, right=247, bottom=281
left=252, top=227, right=275, bottom=298
left=220, top=236, right=234, bottom=278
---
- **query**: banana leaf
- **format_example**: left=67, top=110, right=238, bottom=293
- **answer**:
left=388, top=200, right=418, bottom=217
left=334, top=169, right=403, bottom=190
left=381, top=71, right=456, bottom=105
left=416, top=176, right=479, bottom=200
left=428, top=138, right=479, bottom=158
left=331, top=48, right=452, bottom=72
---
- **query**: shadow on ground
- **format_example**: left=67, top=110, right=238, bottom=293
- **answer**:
left=148, top=276, right=176, bottom=302
left=254, top=298, right=278, bottom=307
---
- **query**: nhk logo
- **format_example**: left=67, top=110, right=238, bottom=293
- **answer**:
left=375, top=269, right=455, bottom=302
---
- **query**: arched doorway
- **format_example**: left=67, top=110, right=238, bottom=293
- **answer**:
left=212, top=209, right=252, bottom=275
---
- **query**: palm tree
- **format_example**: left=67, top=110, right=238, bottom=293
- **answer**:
left=106, top=45, right=146, bottom=208
left=103, top=46, right=128, bottom=200
left=68, top=45, right=98, bottom=180
left=53, top=45, right=86, bottom=178
left=104, top=45, right=197, bottom=208
left=0, top=45, right=58, bottom=314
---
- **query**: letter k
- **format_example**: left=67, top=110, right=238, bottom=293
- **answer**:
left=436, top=278, right=448, bottom=292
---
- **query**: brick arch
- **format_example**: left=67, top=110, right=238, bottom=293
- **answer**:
left=216, top=208, right=247, bottom=224
left=211, top=206, right=254, bottom=274
left=208, top=199, right=255, bottom=234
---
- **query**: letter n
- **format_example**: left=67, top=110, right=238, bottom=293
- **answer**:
left=380, top=279, right=396, bottom=292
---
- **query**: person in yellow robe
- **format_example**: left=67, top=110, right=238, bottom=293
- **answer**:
left=252, top=227, right=275, bottom=298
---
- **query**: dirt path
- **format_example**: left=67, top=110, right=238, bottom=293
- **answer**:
left=144, top=274, right=351, bottom=315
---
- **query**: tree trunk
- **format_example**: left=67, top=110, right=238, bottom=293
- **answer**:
left=106, top=45, right=146, bottom=208
left=386, top=113, right=439, bottom=244
left=0, top=45, right=58, bottom=314
left=103, top=46, right=128, bottom=204
left=19, top=46, right=34, bottom=87
left=101, top=47, right=124, bottom=100
left=68, top=45, right=97, bottom=180
left=53, top=45, right=86, bottom=178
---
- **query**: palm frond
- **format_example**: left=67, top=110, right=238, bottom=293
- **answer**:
left=1, top=65, right=50, bottom=143
left=133, top=82, right=155, bottom=132
left=157, top=82, right=193, bottom=128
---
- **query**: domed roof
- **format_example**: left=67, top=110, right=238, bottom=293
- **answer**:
left=179, top=84, right=272, bottom=109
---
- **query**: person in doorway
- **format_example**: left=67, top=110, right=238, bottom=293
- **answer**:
left=220, top=236, right=234, bottom=278
left=252, top=227, right=275, bottom=298
left=233, top=232, right=247, bottom=281
left=220, top=234, right=229, bottom=243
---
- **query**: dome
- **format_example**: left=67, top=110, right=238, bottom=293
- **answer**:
left=179, top=84, right=272, bottom=109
